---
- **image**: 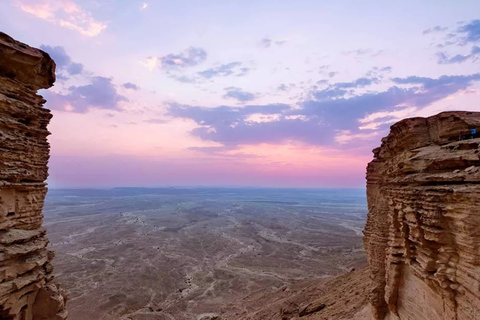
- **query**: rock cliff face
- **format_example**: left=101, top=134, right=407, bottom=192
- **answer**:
left=0, top=32, right=67, bottom=319
left=364, top=111, right=480, bottom=320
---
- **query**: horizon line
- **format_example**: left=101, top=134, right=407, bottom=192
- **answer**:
left=47, top=185, right=367, bottom=190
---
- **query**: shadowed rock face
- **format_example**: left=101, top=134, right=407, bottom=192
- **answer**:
left=0, top=32, right=67, bottom=319
left=364, top=111, right=480, bottom=320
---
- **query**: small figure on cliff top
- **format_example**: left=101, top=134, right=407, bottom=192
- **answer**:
left=459, top=130, right=465, bottom=140
left=471, top=128, right=477, bottom=139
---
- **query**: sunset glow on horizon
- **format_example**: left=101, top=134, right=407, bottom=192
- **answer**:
left=1, top=0, right=480, bottom=188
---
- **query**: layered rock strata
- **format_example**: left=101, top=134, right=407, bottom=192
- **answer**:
left=364, top=111, right=480, bottom=320
left=0, top=32, right=67, bottom=319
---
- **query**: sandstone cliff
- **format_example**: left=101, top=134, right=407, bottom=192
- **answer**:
left=364, top=111, right=480, bottom=320
left=0, top=32, right=67, bottom=319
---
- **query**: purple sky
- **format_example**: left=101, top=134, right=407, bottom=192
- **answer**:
left=1, top=0, right=480, bottom=188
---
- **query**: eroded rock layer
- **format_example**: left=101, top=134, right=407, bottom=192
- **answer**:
left=364, top=111, right=480, bottom=320
left=0, top=32, right=67, bottom=320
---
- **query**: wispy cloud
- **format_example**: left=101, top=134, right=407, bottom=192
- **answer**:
left=366, top=66, right=392, bottom=78
left=457, top=20, right=480, bottom=44
left=159, top=47, right=207, bottom=69
left=167, top=73, right=480, bottom=148
left=167, top=74, right=197, bottom=83
left=15, top=0, right=107, bottom=36
left=335, top=130, right=379, bottom=145
left=277, top=83, right=296, bottom=92
left=39, top=45, right=135, bottom=113
left=328, top=71, right=338, bottom=78
left=198, top=62, right=250, bottom=79
left=144, top=118, right=168, bottom=124
left=156, top=59, right=251, bottom=84
left=45, top=77, right=127, bottom=113
left=437, top=46, right=480, bottom=64
left=422, top=26, right=448, bottom=35
left=259, top=38, right=272, bottom=48
left=332, top=77, right=379, bottom=89
left=427, top=20, right=480, bottom=64
left=259, top=37, right=286, bottom=48
left=67, top=62, right=84, bottom=75
left=308, top=77, right=378, bottom=100
left=122, top=82, right=140, bottom=90
left=40, top=44, right=84, bottom=79
left=318, top=65, right=338, bottom=78
left=222, top=87, right=257, bottom=102
left=343, top=48, right=383, bottom=57
left=141, top=57, right=160, bottom=71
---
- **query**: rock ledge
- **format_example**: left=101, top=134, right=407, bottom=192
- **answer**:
left=0, top=33, right=67, bottom=319
left=364, top=111, right=480, bottom=320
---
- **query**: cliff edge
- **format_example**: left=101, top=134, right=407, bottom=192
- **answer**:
left=0, top=32, right=67, bottom=319
left=364, top=111, right=480, bottom=320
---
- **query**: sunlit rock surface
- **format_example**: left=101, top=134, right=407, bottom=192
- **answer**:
left=364, top=111, right=480, bottom=320
left=0, top=32, right=67, bottom=320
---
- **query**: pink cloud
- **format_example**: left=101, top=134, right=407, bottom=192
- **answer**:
left=334, top=130, right=380, bottom=145
left=15, top=0, right=106, bottom=36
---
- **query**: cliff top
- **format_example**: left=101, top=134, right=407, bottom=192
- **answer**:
left=374, top=111, right=480, bottom=158
left=0, top=32, right=56, bottom=90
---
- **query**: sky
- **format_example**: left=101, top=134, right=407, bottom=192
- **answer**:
left=1, top=0, right=480, bottom=188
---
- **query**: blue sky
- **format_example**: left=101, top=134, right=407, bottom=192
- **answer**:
left=1, top=0, right=480, bottom=187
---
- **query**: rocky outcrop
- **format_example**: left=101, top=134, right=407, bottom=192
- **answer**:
left=0, top=32, right=67, bottom=319
left=364, top=111, right=480, bottom=320
left=218, top=267, right=371, bottom=320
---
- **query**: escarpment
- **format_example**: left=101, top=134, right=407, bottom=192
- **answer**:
left=0, top=32, right=67, bottom=319
left=364, top=111, right=480, bottom=320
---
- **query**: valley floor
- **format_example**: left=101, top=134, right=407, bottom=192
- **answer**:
left=43, top=188, right=367, bottom=320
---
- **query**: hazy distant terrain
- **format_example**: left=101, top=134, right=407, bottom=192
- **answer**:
left=44, top=188, right=367, bottom=320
